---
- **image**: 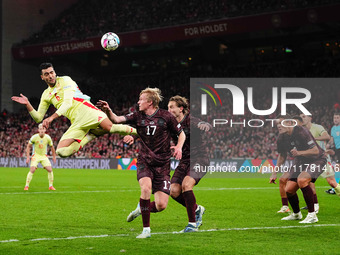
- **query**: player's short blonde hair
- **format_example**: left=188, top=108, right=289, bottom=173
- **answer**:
left=140, top=87, right=163, bottom=108
left=38, top=124, right=46, bottom=131
left=169, top=95, right=189, bottom=115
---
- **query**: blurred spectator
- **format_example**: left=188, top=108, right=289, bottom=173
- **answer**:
left=3, top=55, right=340, bottom=159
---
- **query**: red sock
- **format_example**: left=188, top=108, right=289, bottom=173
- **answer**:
left=301, top=186, right=315, bottom=213
left=183, top=190, right=197, bottom=222
left=140, top=198, right=150, bottom=227
left=281, top=197, right=288, bottom=206
left=287, top=192, right=300, bottom=213
left=150, top=201, right=159, bottom=213
left=172, top=193, right=186, bottom=207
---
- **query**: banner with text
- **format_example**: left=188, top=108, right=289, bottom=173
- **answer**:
left=0, top=158, right=118, bottom=169
left=12, top=4, right=340, bottom=59
left=0, top=158, right=179, bottom=170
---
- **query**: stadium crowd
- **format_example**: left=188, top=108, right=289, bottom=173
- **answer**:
left=17, top=0, right=340, bottom=46
left=2, top=56, right=340, bottom=160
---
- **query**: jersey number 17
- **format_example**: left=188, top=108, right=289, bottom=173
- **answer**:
left=146, top=125, right=157, bottom=135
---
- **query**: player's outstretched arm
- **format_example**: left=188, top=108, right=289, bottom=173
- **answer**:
left=51, top=145, right=57, bottom=164
left=315, top=131, right=331, bottom=142
left=96, top=100, right=126, bottom=123
left=42, top=113, right=59, bottom=129
left=325, top=149, right=335, bottom=156
left=43, top=86, right=75, bottom=129
left=96, top=100, right=111, bottom=115
left=12, top=94, right=34, bottom=112
left=198, top=121, right=212, bottom=132
left=26, top=142, right=32, bottom=165
left=123, top=135, right=135, bottom=145
left=326, top=136, right=334, bottom=149
left=12, top=93, right=49, bottom=123
left=270, top=153, right=286, bottom=184
left=171, top=131, right=186, bottom=160
left=290, top=146, right=319, bottom=157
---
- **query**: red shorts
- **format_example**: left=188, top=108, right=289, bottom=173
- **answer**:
left=137, top=159, right=171, bottom=195
left=171, top=157, right=209, bottom=185
left=288, top=157, right=327, bottom=183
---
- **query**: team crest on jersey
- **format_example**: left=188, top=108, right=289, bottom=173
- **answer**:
left=157, top=119, right=165, bottom=126
left=98, top=116, right=102, bottom=122
left=177, top=123, right=181, bottom=129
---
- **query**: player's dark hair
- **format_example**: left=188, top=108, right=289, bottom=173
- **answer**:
left=275, top=114, right=293, bottom=120
left=334, top=111, right=340, bottom=116
left=39, top=63, right=53, bottom=74
left=292, top=115, right=303, bottom=124
left=169, top=95, right=189, bottom=115
left=275, top=114, right=296, bottom=126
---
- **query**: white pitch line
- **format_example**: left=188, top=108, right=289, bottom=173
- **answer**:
left=152, top=224, right=340, bottom=235
left=0, top=186, right=134, bottom=189
left=0, top=186, right=23, bottom=189
left=0, top=187, right=277, bottom=195
left=1, top=224, right=339, bottom=243
left=0, top=189, right=139, bottom=195
left=0, top=239, right=19, bottom=243
left=195, top=186, right=331, bottom=191
left=0, top=186, right=332, bottom=195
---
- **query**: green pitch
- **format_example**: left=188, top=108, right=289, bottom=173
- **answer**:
left=0, top=167, right=339, bottom=254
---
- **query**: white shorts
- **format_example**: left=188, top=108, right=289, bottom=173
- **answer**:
left=30, top=154, right=51, bottom=168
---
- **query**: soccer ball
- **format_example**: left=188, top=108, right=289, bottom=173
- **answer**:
left=101, top=32, right=120, bottom=51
